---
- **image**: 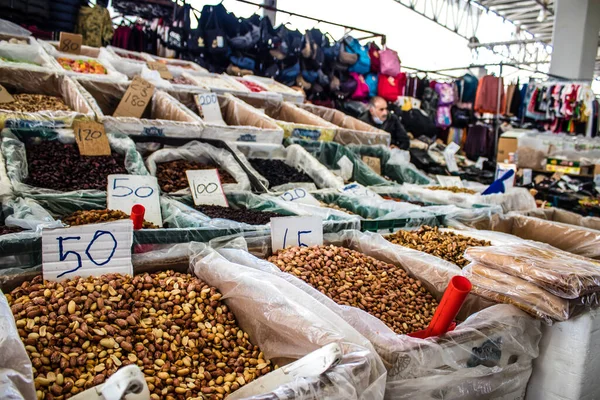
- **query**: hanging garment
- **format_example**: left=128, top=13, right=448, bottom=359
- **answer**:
left=509, top=80, right=522, bottom=117
left=77, top=5, right=114, bottom=47
left=505, top=84, right=516, bottom=116
left=457, top=73, right=479, bottom=103
left=112, top=25, right=132, bottom=50
left=464, top=124, right=491, bottom=161
left=474, top=75, right=506, bottom=114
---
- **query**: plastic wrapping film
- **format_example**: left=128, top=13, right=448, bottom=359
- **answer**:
left=347, top=144, right=434, bottom=185
left=517, top=207, right=600, bottom=231
left=208, top=230, right=541, bottom=400
left=234, top=95, right=338, bottom=142
left=231, top=143, right=344, bottom=191
left=0, top=150, right=11, bottom=199
left=0, top=67, right=95, bottom=129
left=287, top=139, right=392, bottom=187
left=0, top=20, right=31, bottom=37
left=1, top=128, right=148, bottom=198
left=403, top=183, right=537, bottom=212
left=103, top=45, right=154, bottom=79
left=166, top=88, right=284, bottom=144
left=0, top=40, right=58, bottom=71
left=454, top=212, right=600, bottom=260
left=145, top=54, right=207, bottom=73
left=298, top=103, right=391, bottom=146
left=0, top=292, right=36, bottom=400
left=51, top=51, right=128, bottom=82
left=465, top=242, right=600, bottom=299
left=0, top=243, right=386, bottom=400
left=145, top=140, right=252, bottom=193
left=186, top=71, right=252, bottom=94
left=243, top=76, right=305, bottom=103
left=75, top=79, right=205, bottom=138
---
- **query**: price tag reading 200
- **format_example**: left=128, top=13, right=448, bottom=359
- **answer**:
left=113, top=76, right=155, bottom=118
left=42, top=220, right=133, bottom=282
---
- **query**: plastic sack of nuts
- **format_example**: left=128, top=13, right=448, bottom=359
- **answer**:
left=145, top=141, right=251, bottom=194
left=76, top=79, right=204, bottom=138
left=459, top=212, right=600, bottom=260
left=1, top=128, right=147, bottom=199
left=0, top=243, right=386, bottom=399
left=517, top=207, right=600, bottom=231
left=0, top=67, right=95, bottom=130
left=403, top=183, right=537, bottom=213
left=232, top=143, right=344, bottom=191
left=207, top=231, right=541, bottom=400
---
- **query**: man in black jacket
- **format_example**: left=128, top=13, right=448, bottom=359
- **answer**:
left=358, top=96, right=410, bottom=150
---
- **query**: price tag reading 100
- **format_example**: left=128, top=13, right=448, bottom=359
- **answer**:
left=113, top=76, right=155, bottom=118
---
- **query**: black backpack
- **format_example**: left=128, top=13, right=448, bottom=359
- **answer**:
left=401, top=109, right=438, bottom=138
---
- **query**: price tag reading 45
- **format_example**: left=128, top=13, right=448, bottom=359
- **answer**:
left=186, top=169, right=229, bottom=207
left=113, top=76, right=155, bottom=118
left=42, top=219, right=133, bottom=282
left=73, top=121, right=111, bottom=156
left=271, top=216, right=323, bottom=252
left=107, top=175, right=163, bottom=227
left=279, top=188, right=321, bottom=206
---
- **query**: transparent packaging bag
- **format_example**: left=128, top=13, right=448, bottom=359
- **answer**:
left=102, top=46, right=154, bottom=79
left=465, top=242, right=600, bottom=299
left=207, top=231, right=541, bottom=400
left=52, top=51, right=127, bottom=82
left=145, top=140, right=252, bottom=193
left=0, top=68, right=95, bottom=130
left=1, top=128, right=148, bottom=198
left=0, top=43, right=58, bottom=71
left=242, top=76, right=305, bottom=103
left=0, top=243, right=386, bottom=400
left=76, top=79, right=205, bottom=138
left=517, top=207, right=600, bottom=231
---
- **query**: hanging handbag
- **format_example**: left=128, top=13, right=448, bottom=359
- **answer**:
left=451, top=105, right=473, bottom=128
left=377, top=74, right=399, bottom=102
left=350, top=72, right=370, bottom=100
left=344, top=36, right=371, bottom=74
left=204, top=6, right=229, bottom=59
left=368, top=42, right=381, bottom=72
left=380, top=47, right=401, bottom=76
left=365, top=73, right=378, bottom=97
left=339, top=42, right=358, bottom=65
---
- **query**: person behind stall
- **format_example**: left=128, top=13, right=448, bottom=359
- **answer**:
left=359, top=96, right=410, bottom=149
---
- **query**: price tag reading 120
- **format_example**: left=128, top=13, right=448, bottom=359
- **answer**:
left=107, top=175, right=163, bottom=227
left=113, top=76, right=155, bottom=118
left=271, top=216, right=323, bottom=252
left=186, top=169, right=228, bottom=207
left=73, top=121, right=111, bottom=156
left=42, top=219, right=133, bottom=282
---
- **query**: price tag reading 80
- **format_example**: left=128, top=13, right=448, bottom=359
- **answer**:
left=59, top=32, right=82, bottom=54
left=42, top=220, right=133, bottom=282
left=107, top=175, right=163, bottom=227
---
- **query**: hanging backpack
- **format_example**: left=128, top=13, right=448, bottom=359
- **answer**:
left=344, top=37, right=370, bottom=74
left=380, top=47, right=401, bottom=76
left=365, top=73, right=378, bottom=97
left=377, top=74, right=399, bottom=102
left=203, top=6, right=229, bottom=59
left=368, top=42, right=381, bottom=72
left=350, top=72, right=369, bottom=100
left=339, top=42, right=358, bottom=66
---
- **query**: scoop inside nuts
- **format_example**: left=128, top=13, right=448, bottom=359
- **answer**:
left=9, top=271, right=272, bottom=400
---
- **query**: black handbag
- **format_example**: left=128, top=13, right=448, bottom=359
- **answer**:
left=451, top=105, right=473, bottom=128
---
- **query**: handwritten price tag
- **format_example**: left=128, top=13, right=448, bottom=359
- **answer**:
left=362, top=156, right=381, bottom=175
left=186, top=169, right=228, bottom=207
left=340, top=182, right=381, bottom=199
left=73, top=121, right=111, bottom=156
left=271, top=216, right=323, bottom=251
left=59, top=32, right=82, bottom=55
left=107, top=175, right=163, bottom=227
left=279, top=188, right=321, bottom=206
left=113, top=76, right=155, bottom=118
left=42, top=219, right=133, bottom=282
left=147, top=61, right=173, bottom=80
left=0, top=84, right=14, bottom=104
left=194, top=93, right=225, bottom=125
left=436, top=175, right=463, bottom=188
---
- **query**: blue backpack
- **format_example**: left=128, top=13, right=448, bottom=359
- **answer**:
left=345, top=37, right=371, bottom=75
left=365, top=73, right=378, bottom=97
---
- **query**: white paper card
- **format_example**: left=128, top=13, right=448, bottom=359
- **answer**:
left=475, top=157, right=487, bottom=169
left=271, top=216, right=323, bottom=251
left=186, top=169, right=229, bottom=207
left=107, top=175, right=163, bottom=227
left=43, top=220, right=133, bottom=282
left=594, top=174, right=600, bottom=187
left=436, top=175, right=464, bottom=188
left=522, top=168, right=532, bottom=186
left=443, top=143, right=460, bottom=173
left=279, top=188, right=321, bottom=206
left=194, top=93, right=226, bottom=126
left=340, top=182, right=381, bottom=199
left=495, top=163, right=517, bottom=189
left=336, top=156, right=353, bottom=181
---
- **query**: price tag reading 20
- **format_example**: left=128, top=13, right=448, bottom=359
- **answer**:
left=113, top=76, right=155, bottom=118
left=107, top=175, right=163, bottom=227
left=42, top=220, right=133, bottom=282
left=186, top=169, right=229, bottom=207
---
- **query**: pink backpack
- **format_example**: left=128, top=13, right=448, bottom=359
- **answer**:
left=380, top=47, right=401, bottom=76
left=350, top=72, right=370, bottom=100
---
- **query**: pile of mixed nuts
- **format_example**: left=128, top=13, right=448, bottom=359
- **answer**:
left=425, top=186, right=477, bottom=195
left=268, top=244, right=437, bottom=334
left=8, top=271, right=272, bottom=400
left=386, top=226, right=491, bottom=268
left=62, top=209, right=159, bottom=229
left=0, top=94, right=72, bottom=113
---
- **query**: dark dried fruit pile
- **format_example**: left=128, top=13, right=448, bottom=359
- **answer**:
left=24, top=141, right=127, bottom=191
left=0, top=226, right=24, bottom=236
left=7, top=271, right=272, bottom=400
left=249, top=159, right=313, bottom=187
left=62, top=209, right=158, bottom=229
left=156, top=160, right=237, bottom=193
left=196, top=205, right=282, bottom=225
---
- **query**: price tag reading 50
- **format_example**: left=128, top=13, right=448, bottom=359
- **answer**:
left=270, top=216, right=323, bottom=252
left=107, top=175, right=163, bottom=227
left=42, top=220, right=133, bottom=282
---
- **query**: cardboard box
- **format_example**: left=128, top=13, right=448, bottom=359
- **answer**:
left=497, top=136, right=518, bottom=163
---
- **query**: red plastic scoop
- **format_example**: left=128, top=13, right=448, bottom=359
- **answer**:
left=130, top=204, right=145, bottom=230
